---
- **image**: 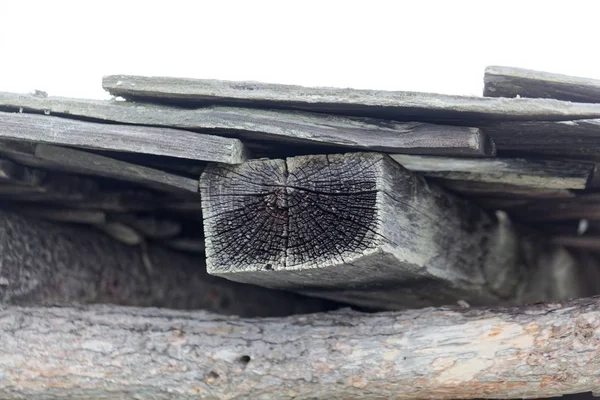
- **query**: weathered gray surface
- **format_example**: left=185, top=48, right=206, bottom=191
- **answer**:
left=0, top=209, right=335, bottom=316
left=34, top=144, right=200, bottom=193
left=5, top=299, right=600, bottom=399
left=482, top=119, right=600, bottom=157
left=0, top=92, right=495, bottom=157
left=200, top=152, right=590, bottom=309
left=484, top=65, right=600, bottom=102
left=102, top=75, right=600, bottom=122
left=391, top=154, right=592, bottom=189
left=0, top=111, right=246, bottom=163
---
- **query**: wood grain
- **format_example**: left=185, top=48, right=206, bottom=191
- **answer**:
left=484, top=65, right=600, bottom=102
left=0, top=110, right=246, bottom=163
left=391, top=154, right=593, bottom=189
left=200, top=152, right=591, bottom=309
left=4, top=299, right=600, bottom=398
left=34, top=144, right=200, bottom=193
left=0, top=92, right=495, bottom=157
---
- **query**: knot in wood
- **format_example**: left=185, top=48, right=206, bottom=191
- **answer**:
left=200, top=154, right=383, bottom=274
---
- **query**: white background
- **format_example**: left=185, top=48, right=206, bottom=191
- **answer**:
left=1, top=0, right=599, bottom=99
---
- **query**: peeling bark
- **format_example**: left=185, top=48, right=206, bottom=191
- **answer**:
left=2, top=299, right=600, bottom=399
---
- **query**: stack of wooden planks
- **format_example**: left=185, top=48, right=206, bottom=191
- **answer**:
left=2, top=68, right=600, bottom=311
left=3, top=67, right=600, bottom=399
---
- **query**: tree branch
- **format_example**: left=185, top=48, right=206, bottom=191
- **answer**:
left=2, top=299, right=600, bottom=399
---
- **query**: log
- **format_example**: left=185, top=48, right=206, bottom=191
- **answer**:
left=0, top=92, right=495, bottom=157
left=391, top=154, right=593, bottom=189
left=484, top=65, right=600, bottom=103
left=482, top=119, right=600, bottom=157
left=33, top=144, right=200, bottom=193
left=0, top=110, right=246, bottom=163
left=200, top=152, right=593, bottom=309
left=102, top=75, right=600, bottom=122
left=5, top=298, right=600, bottom=399
left=0, top=209, right=336, bottom=317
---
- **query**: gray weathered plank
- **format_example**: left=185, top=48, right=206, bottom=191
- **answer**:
left=12, top=205, right=106, bottom=224
left=482, top=119, right=600, bottom=157
left=0, top=110, right=246, bottom=163
left=34, top=144, right=200, bottom=193
left=551, top=236, right=600, bottom=251
left=4, top=298, right=600, bottom=399
left=0, top=92, right=495, bottom=157
left=102, top=75, right=600, bottom=122
left=0, top=210, right=335, bottom=316
left=484, top=65, right=600, bottom=102
left=200, top=152, right=588, bottom=310
left=391, top=154, right=593, bottom=189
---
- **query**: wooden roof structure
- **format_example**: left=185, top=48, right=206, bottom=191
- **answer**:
left=2, top=67, right=600, bottom=399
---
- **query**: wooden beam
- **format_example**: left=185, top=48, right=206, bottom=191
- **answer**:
left=0, top=92, right=495, bottom=157
left=0, top=209, right=336, bottom=316
left=432, top=179, right=575, bottom=198
left=34, top=144, right=200, bottom=193
left=5, top=299, right=600, bottom=399
left=0, top=111, right=246, bottom=163
left=102, top=75, right=600, bottom=122
left=391, top=154, right=592, bottom=189
left=484, top=65, right=600, bottom=102
left=200, top=152, right=592, bottom=309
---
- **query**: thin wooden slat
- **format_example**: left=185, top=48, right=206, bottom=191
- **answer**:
left=484, top=65, right=600, bottom=102
left=551, top=236, right=600, bottom=251
left=391, top=154, right=593, bottom=189
left=0, top=111, right=246, bottom=164
left=102, top=75, right=600, bottom=122
left=200, top=152, right=587, bottom=310
left=11, top=205, right=106, bottom=224
left=34, top=144, right=200, bottom=193
left=482, top=119, right=600, bottom=157
left=510, top=194, right=600, bottom=222
left=0, top=92, right=495, bottom=157
left=430, top=178, right=575, bottom=198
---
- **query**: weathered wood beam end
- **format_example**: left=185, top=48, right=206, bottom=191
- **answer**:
left=200, top=152, right=592, bottom=309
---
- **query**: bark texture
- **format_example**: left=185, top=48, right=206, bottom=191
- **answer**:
left=3, top=299, right=600, bottom=399
left=0, top=209, right=337, bottom=317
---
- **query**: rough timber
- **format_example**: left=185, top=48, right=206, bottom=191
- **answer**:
left=200, top=152, right=590, bottom=309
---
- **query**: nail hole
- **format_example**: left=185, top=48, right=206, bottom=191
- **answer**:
left=238, top=355, right=251, bottom=365
left=208, top=371, right=219, bottom=379
left=264, top=264, right=273, bottom=271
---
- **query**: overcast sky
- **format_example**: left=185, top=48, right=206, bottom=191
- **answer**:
left=2, top=0, right=600, bottom=99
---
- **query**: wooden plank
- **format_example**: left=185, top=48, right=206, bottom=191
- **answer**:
left=0, top=111, right=246, bottom=163
left=510, top=194, right=600, bottom=222
left=11, top=205, right=106, bottom=224
left=200, top=152, right=588, bottom=310
left=109, top=214, right=182, bottom=239
left=430, top=178, right=575, bottom=198
left=482, top=119, right=600, bottom=157
left=0, top=92, right=495, bottom=157
left=484, top=65, right=600, bottom=102
left=391, top=154, right=592, bottom=189
left=102, top=75, right=600, bottom=122
left=0, top=210, right=335, bottom=316
left=6, top=298, right=600, bottom=399
left=34, top=144, right=200, bottom=193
